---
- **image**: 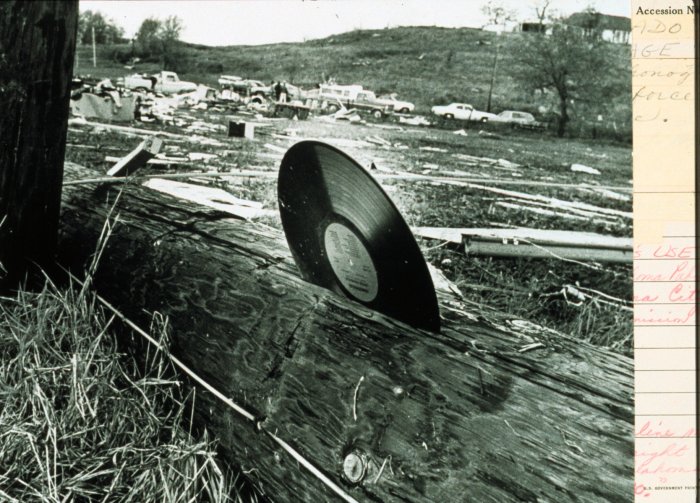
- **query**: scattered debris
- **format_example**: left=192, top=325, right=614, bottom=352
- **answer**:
left=187, top=152, right=218, bottom=162
left=478, top=130, right=502, bottom=140
left=176, top=84, right=219, bottom=107
left=594, top=188, right=631, bottom=202
left=497, top=158, right=519, bottom=170
left=452, top=153, right=522, bottom=170
left=571, top=163, right=601, bottom=175
left=119, top=70, right=197, bottom=95
left=143, top=179, right=275, bottom=220
left=465, top=183, right=632, bottom=221
left=228, top=121, right=255, bottom=139
left=312, top=137, right=373, bottom=149
left=77, top=120, right=225, bottom=147
left=106, top=155, right=187, bottom=166
left=68, top=116, right=88, bottom=126
left=264, top=143, right=287, bottom=154
left=419, top=146, right=448, bottom=153
left=453, top=129, right=468, bottom=136
left=365, top=135, right=392, bottom=147
left=273, top=102, right=311, bottom=120
left=107, top=137, right=163, bottom=177
left=332, top=108, right=362, bottom=122
left=70, top=92, right=137, bottom=122
left=427, top=263, right=464, bottom=298
left=496, top=202, right=593, bottom=223
left=398, top=115, right=431, bottom=126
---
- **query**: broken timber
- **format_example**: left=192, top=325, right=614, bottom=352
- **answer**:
left=58, top=162, right=633, bottom=503
left=413, top=227, right=633, bottom=263
left=107, top=137, right=163, bottom=177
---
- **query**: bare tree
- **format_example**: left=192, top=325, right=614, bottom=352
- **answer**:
left=480, top=2, right=516, bottom=31
left=534, top=0, right=551, bottom=28
left=513, top=11, right=618, bottom=137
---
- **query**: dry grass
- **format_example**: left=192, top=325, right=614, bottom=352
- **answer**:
left=0, top=278, right=252, bottom=502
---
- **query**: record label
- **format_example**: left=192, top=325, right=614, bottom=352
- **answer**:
left=324, top=222, right=378, bottom=303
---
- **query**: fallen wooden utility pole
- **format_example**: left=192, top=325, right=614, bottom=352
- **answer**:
left=58, top=162, right=633, bottom=502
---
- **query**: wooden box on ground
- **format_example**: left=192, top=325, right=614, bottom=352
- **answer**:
left=228, top=120, right=255, bottom=139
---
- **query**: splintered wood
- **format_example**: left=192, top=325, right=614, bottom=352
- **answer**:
left=107, top=137, right=163, bottom=177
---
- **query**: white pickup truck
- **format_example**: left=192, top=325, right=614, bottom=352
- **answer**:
left=119, top=71, right=197, bottom=95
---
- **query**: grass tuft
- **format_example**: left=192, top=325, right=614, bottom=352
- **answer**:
left=0, top=279, right=249, bottom=502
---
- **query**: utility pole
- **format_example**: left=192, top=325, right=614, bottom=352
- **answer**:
left=92, top=26, right=97, bottom=67
left=486, top=39, right=500, bottom=113
left=0, top=1, right=79, bottom=290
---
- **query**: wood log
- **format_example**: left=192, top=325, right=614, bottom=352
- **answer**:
left=58, top=162, right=633, bottom=502
left=0, top=1, right=78, bottom=288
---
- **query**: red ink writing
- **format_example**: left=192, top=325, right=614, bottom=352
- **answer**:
left=668, top=283, right=696, bottom=302
left=652, top=245, right=696, bottom=259
left=669, top=261, right=696, bottom=281
left=634, top=306, right=696, bottom=325
left=636, top=421, right=676, bottom=438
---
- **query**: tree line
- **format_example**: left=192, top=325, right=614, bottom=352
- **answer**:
left=79, top=4, right=628, bottom=138
left=79, top=10, right=184, bottom=68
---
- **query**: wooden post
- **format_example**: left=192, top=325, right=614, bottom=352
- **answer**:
left=486, top=40, right=500, bottom=113
left=92, top=26, right=97, bottom=67
left=58, top=162, right=634, bottom=503
left=0, top=1, right=78, bottom=290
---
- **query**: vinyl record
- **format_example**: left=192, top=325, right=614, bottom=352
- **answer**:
left=278, top=140, right=440, bottom=332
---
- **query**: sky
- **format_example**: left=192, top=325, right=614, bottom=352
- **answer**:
left=81, top=0, right=631, bottom=47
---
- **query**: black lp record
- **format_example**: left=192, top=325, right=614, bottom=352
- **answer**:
left=278, top=140, right=440, bottom=332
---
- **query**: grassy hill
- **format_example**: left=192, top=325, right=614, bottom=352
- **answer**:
left=75, top=25, right=631, bottom=138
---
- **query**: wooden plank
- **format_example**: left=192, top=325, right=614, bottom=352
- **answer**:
left=413, top=227, right=632, bottom=249
left=107, top=137, right=163, bottom=177
left=142, top=178, right=275, bottom=220
left=58, top=162, right=633, bottom=502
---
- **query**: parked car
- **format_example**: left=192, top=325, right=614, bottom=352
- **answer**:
left=430, top=103, right=497, bottom=122
left=492, top=110, right=543, bottom=129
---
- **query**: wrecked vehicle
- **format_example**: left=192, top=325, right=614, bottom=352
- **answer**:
left=119, top=71, right=197, bottom=95
left=70, top=77, right=137, bottom=122
left=318, top=84, right=392, bottom=118
left=220, top=76, right=272, bottom=103
left=431, top=103, right=497, bottom=122
left=377, top=93, right=415, bottom=113
left=491, top=110, right=544, bottom=129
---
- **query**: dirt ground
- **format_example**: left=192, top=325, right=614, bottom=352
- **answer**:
left=65, top=105, right=633, bottom=355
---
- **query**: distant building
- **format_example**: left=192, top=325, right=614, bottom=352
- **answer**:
left=564, top=12, right=631, bottom=44
left=517, top=12, right=631, bottom=45
left=519, top=22, right=547, bottom=34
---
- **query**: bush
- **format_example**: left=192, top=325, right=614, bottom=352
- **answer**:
left=109, top=47, right=133, bottom=64
left=198, top=61, right=225, bottom=74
